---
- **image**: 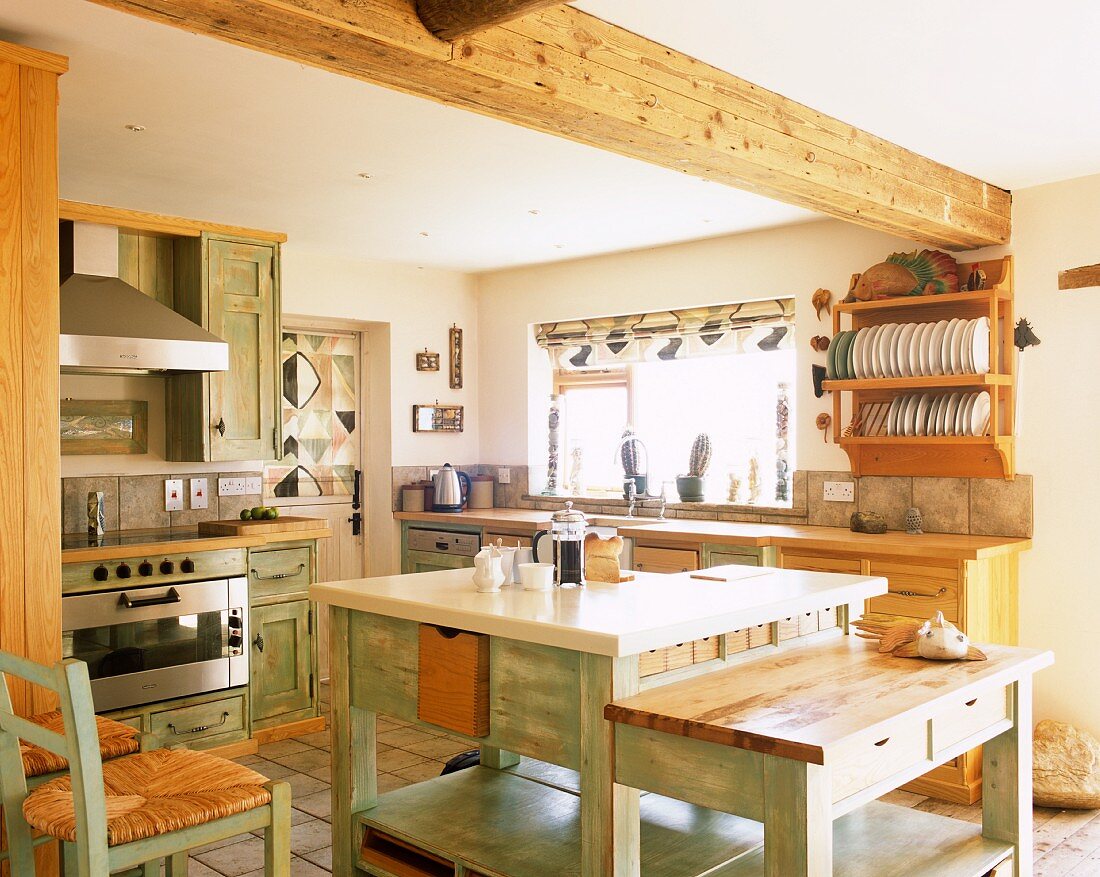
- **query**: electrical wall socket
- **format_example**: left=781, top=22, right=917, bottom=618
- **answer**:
left=497, top=467, right=511, bottom=484
left=165, top=479, right=184, bottom=512
left=823, top=481, right=855, bottom=503
left=218, top=477, right=247, bottom=496
left=190, top=478, right=208, bottom=510
left=245, top=476, right=262, bottom=494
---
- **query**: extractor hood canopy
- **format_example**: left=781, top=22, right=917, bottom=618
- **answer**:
left=59, top=221, right=229, bottom=374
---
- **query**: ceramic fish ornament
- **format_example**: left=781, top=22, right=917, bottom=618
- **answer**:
left=853, top=611, right=987, bottom=661
left=849, top=250, right=960, bottom=301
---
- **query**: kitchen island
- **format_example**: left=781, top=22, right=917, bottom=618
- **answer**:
left=311, top=564, right=888, bottom=876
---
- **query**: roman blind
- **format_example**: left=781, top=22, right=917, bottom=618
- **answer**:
left=535, top=299, right=795, bottom=370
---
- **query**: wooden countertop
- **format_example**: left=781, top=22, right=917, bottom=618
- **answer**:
left=619, top=520, right=1029, bottom=560
left=61, top=524, right=331, bottom=564
left=605, top=636, right=1053, bottom=763
left=393, top=509, right=1029, bottom=560
left=311, top=565, right=886, bottom=657
left=394, top=508, right=555, bottom=529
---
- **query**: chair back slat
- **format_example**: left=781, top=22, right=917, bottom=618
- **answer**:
left=0, top=652, right=111, bottom=876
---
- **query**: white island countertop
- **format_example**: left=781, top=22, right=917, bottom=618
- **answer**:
left=310, top=566, right=887, bottom=656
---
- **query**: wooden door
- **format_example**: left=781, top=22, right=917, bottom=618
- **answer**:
left=265, top=326, right=367, bottom=680
left=633, top=545, right=699, bottom=574
left=207, top=236, right=278, bottom=461
left=250, top=600, right=313, bottom=726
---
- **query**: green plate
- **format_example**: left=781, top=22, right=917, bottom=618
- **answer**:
left=825, top=332, right=843, bottom=380
left=834, top=330, right=856, bottom=380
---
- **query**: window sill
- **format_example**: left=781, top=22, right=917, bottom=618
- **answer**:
left=521, top=494, right=807, bottom=520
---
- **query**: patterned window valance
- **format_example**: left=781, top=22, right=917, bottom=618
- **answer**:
left=535, top=299, right=795, bottom=370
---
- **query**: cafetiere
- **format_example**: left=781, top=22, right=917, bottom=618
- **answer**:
left=531, top=502, right=587, bottom=588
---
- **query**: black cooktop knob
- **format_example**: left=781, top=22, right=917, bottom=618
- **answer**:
left=116, top=563, right=132, bottom=579
left=160, top=560, right=175, bottom=575
left=93, top=565, right=109, bottom=582
left=180, top=558, right=195, bottom=574
left=138, top=561, right=154, bottom=577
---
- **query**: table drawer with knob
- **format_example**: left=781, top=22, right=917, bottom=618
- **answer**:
left=932, top=687, right=1010, bottom=753
left=633, top=546, right=699, bottom=574
left=831, top=721, right=929, bottom=802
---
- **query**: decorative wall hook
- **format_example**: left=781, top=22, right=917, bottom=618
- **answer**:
left=812, top=288, right=832, bottom=320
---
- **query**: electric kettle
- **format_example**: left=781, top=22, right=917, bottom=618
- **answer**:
left=432, top=464, right=471, bottom=512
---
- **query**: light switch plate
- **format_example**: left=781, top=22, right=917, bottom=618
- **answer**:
left=165, top=479, right=184, bottom=512
left=823, top=481, right=855, bottom=502
left=218, top=477, right=246, bottom=496
left=497, top=467, right=511, bottom=484
left=245, top=476, right=263, bottom=495
left=190, top=478, right=208, bottom=510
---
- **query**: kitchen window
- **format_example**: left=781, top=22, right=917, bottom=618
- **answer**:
left=539, top=299, right=796, bottom=503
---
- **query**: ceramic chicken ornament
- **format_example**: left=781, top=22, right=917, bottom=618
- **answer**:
left=848, top=249, right=960, bottom=301
left=853, top=611, right=987, bottom=661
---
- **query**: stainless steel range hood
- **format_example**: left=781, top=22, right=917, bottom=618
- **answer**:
left=60, top=222, right=229, bottom=374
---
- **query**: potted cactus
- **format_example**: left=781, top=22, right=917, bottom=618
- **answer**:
left=619, top=428, right=648, bottom=499
left=676, top=433, right=712, bottom=502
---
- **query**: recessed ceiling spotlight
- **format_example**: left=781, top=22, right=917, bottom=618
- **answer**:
left=702, top=218, right=713, bottom=223
left=357, top=172, right=372, bottom=179
left=528, top=209, right=540, bottom=215
left=124, top=124, right=146, bottom=133
left=553, top=244, right=565, bottom=249
left=419, top=232, right=430, bottom=237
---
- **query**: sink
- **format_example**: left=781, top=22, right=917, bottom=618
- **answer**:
left=588, top=515, right=673, bottom=527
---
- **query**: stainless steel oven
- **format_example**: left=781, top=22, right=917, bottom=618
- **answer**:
left=61, top=577, right=248, bottom=711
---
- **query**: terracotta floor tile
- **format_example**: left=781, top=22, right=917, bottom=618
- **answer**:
left=299, top=845, right=332, bottom=871
left=258, top=739, right=313, bottom=759
left=271, top=748, right=331, bottom=772
left=293, top=788, right=333, bottom=821
left=392, top=760, right=446, bottom=784
left=194, top=836, right=268, bottom=876
left=403, top=736, right=473, bottom=761
left=378, top=772, right=413, bottom=794
left=377, top=727, right=435, bottom=748
left=376, top=747, right=428, bottom=772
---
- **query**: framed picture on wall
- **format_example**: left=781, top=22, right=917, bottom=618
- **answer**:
left=413, top=403, right=464, bottom=433
left=61, top=400, right=148, bottom=455
left=416, top=349, right=440, bottom=371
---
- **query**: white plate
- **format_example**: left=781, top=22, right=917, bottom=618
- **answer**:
left=877, top=323, right=899, bottom=378
left=850, top=328, right=867, bottom=380
left=901, top=394, right=921, bottom=436
left=971, top=316, right=991, bottom=374
left=950, top=318, right=968, bottom=375
left=957, top=393, right=978, bottom=436
left=910, top=323, right=928, bottom=374
left=885, top=396, right=904, bottom=436
left=864, top=324, right=883, bottom=379
left=846, top=329, right=858, bottom=379
left=960, top=319, right=977, bottom=373
left=939, top=317, right=961, bottom=375
left=927, top=395, right=946, bottom=437
left=927, top=320, right=949, bottom=375
left=894, top=323, right=917, bottom=378
left=914, top=393, right=934, bottom=436
left=942, top=392, right=963, bottom=436
left=970, top=392, right=991, bottom=436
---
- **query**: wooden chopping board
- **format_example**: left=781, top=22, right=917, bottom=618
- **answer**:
left=198, top=516, right=327, bottom=536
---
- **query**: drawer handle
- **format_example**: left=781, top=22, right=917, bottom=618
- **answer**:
left=168, top=711, right=230, bottom=736
left=888, top=587, right=948, bottom=599
left=250, top=563, right=305, bottom=581
left=965, top=698, right=978, bottom=707
left=874, top=738, right=890, bottom=747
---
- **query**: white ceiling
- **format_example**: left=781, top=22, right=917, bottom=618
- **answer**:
left=0, top=0, right=817, bottom=272
left=576, top=0, right=1100, bottom=191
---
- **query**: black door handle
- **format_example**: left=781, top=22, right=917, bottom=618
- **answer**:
left=351, top=469, right=362, bottom=511
left=214, top=417, right=226, bottom=437
left=254, top=634, right=264, bottom=653
left=119, top=587, right=181, bottom=609
left=348, top=511, right=363, bottom=537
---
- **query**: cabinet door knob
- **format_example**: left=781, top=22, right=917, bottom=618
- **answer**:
left=254, top=634, right=264, bottom=653
left=214, top=417, right=226, bottom=437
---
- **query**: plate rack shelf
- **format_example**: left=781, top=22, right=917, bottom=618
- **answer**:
left=822, top=256, right=1015, bottom=480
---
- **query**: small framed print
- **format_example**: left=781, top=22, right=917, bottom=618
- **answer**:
left=449, top=325, right=463, bottom=389
left=416, top=349, right=440, bottom=371
left=61, top=400, right=148, bottom=455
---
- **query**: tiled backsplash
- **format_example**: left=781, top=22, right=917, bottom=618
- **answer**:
left=62, top=471, right=263, bottom=534
left=392, top=466, right=1033, bottom=539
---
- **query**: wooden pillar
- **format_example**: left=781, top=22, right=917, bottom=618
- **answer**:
left=0, top=38, right=66, bottom=876
left=983, top=679, right=1034, bottom=877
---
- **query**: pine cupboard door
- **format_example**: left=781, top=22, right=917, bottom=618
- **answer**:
left=250, top=600, right=313, bottom=726
left=207, top=236, right=279, bottom=461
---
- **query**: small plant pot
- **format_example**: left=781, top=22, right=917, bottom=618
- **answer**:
left=622, top=474, right=648, bottom=499
left=676, top=475, right=706, bottom=503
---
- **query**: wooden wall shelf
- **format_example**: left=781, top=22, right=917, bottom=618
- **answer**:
left=828, top=256, right=1016, bottom=480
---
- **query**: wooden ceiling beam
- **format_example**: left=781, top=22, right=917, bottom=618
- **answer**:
left=85, top=0, right=1011, bottom=249
left=415, top=0, right=562, bottom=41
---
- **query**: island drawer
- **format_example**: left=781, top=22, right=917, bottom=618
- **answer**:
left=250, top=547, right=311, bottom=600
left=932, top=686, right=1009, bottom=753
left=360, top=827, right=453, bottom=876
left=693, top=636, right=719, bottom=662
left=831, top=721, right=928, bottom=802
left=417, top=624, right=490, bottom=737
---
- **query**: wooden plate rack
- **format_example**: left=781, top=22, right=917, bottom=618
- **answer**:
left=823, top=256, right=1015, bottom=480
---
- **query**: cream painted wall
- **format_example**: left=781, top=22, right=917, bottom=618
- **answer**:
left=477, top=219, right=918, bottom=478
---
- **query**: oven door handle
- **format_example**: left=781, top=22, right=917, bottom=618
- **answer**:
left=119, top=587, right=182, bottom=609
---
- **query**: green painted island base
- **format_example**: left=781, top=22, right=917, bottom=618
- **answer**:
left=350, top=763, right=1012, bottom=877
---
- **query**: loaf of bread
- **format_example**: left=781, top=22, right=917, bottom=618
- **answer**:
left=585, top=532, right=624, bottom=583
